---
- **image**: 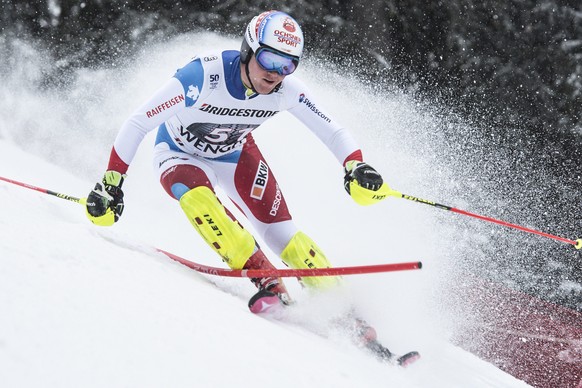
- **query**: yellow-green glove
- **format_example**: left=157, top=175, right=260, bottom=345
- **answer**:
left=85, top=171, right=126, bottom=226
left=344, top=161, right=390, bottom=206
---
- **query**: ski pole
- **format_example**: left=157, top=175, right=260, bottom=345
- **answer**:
left=0, top=176, right=86, bottom=205
left=387, top=189, right=582, bottom=249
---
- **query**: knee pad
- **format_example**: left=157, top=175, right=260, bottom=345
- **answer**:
left=280, top=231, right=341, bottom=289
left=179, top=186, right=255, bottom=270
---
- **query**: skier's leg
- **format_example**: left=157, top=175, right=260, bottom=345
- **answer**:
left=179, top=185, right=291, bottom=304
left=178, top=185, right=255, bottom=269
left=279, top=231, right=341, bottom=289
left=154, top=148, right=290, bottom=301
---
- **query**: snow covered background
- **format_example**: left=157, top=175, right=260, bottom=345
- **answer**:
left=0, top=33, right=534, bottom=387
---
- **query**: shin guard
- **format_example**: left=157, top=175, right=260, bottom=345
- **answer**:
left=179, top=186, right=254, bottom=270
left=280, top=231, right=341, bottom=289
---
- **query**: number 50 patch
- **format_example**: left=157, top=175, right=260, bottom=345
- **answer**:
left=250, top=160, right=269, bottom=200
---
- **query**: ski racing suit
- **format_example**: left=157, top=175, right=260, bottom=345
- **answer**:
left=104, top=50, right=363, bottom=289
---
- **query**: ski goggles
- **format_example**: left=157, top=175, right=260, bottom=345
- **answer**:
left=254, top=46, right=299, bottom=75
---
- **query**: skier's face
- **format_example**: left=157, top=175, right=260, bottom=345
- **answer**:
left=245, top=54, right=286, bottom=94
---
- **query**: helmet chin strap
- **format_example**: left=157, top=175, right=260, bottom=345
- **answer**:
left=243, top=61, right=282, bottom=96
left=244, top=63, right=259, bottom=94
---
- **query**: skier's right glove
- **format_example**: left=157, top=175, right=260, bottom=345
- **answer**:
left=85, top=171, right=126, bottom=226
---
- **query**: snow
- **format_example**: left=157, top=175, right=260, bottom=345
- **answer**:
left=0, top=33, right=531, bottom=388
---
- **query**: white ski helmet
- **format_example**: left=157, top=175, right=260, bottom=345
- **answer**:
left=240, top=10, right=304, bottom=67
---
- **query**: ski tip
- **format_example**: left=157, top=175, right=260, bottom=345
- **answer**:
left=397, top=351, right=421, bottom=367
left=417, top=261, right=423, bottom=269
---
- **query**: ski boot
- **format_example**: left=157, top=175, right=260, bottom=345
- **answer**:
left=245, top=249, right=292, bottom=315
left=248, top=276, right=292, bottom=314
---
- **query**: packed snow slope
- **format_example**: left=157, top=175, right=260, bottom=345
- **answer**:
left=0, top=141, right=531, bottom=388
left=0, top=33, right=532, bottom=387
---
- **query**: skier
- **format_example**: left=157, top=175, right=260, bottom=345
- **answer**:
left=85, top=10, right=417, bottom=366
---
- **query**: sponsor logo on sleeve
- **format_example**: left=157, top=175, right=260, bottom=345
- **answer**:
left=250, top=160, right=269, bottom=200
left=146, top=94, right=185, bottom=118
left=298, top=93, right=331, bottom=123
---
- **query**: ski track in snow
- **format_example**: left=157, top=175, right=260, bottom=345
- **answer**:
left=0, top=33, right=531, bottom=388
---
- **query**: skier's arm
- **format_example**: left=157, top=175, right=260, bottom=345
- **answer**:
left=86, top=70, right=193, bottom=226
left=287, top=92, right=360, bottom=166
left=286, top=84, right=390, bottom=206
left=110, top=77, right=189, bottom=173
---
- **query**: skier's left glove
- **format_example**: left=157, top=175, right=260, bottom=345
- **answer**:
left=85, top=171, right=126, bottom=226
left=344, top=161, right=391, bottom=206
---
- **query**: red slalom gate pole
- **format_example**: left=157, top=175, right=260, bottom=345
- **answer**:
left=388, top=189, right=582, bottom=249
left=158, top=248, right=422, bottom=278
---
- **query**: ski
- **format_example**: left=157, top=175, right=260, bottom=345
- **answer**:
left=396, top=351, right=421, bottom=367
left=366, top=339, right=421, bottom=367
